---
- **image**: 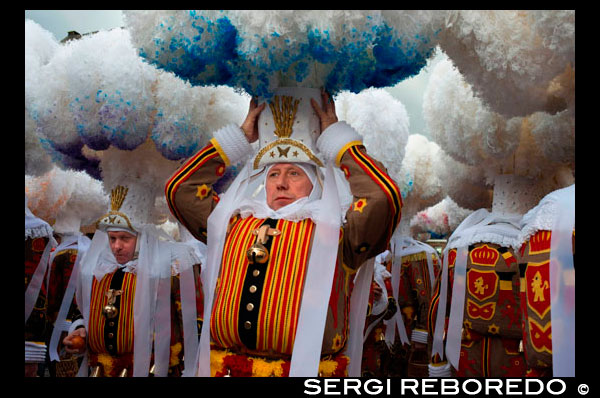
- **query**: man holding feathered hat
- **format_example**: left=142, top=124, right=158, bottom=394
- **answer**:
left=166, top=87, right=402, bottom=377
left=165, top=87, right=402, bottom=376
left=61, top=183, right=204, bottom=377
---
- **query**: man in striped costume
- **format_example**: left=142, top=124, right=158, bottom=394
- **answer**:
left=166, top=87, right=402, bottom=377
left=62, top=185, right=204, bottom=377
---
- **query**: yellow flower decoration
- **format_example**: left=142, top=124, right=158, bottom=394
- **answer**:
left=252, top=358, right=286, bottom=377
left=196, top=184, right=211, bottom=200
left=488, top=323, right=500, bottom=335
left=170, top=342, right=182, bottom=367
left=210, top=349, right=229, bottom=377
left=331, top=333, right=344, bottom=351
left=353, top=198, right=367, bottom=213
left=318, top=359, right=338, bottom=376
left=97, top=353, right=115, bottom=376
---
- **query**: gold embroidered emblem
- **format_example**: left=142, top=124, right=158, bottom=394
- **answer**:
left=474, top=277, right=488, bottom=296
left=488, top=323, right=500, bottom=335
left=277, top=146, right=290, bottom=158
left=196, top=184, right=211, bottom=200
left=525, top=261, right=551, bottom=319
left=467, top=269, right=498, bottom=301
left=353, top=198, right=367, bottom=213
left=531, top=271, right=549, bottom=303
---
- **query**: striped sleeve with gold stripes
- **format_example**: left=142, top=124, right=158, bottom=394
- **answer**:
left=165, top=138, right=229, bottom=243
left=339, top=143, right=403, bottom=269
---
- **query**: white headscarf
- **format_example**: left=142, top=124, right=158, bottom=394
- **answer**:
left=235, top=162, right=350, bottom=222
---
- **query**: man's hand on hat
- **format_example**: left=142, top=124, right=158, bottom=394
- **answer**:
left=311, top=89, right=338, bottom=133
left=241, top=98, right=266, bottom=143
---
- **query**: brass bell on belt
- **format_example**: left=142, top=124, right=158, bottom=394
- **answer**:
left=103, top=289, right=123, bottom=319
left=247, top=243, right=269, bottom=264
left=247, top=225, right=281, bottom=264
left=103, top=304, right=119, bottom=319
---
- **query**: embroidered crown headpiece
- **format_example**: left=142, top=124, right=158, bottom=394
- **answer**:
left=96, top=185, right=136, bottom=233
left=253, top=87, right=324, bottom=170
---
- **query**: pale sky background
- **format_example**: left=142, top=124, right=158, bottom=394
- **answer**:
left=25, top=9, right=437, bottom=137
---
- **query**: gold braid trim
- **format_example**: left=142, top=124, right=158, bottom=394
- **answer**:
left=95, top=185, right=135, bottom=231
left=95, top=211, right=135, bottom=231
left=253, top=138, right=324, bottom=169
left=401, top=252, right=428, bottom=263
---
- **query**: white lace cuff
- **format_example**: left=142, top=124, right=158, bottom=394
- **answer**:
left=316, top=121, right=363, bottom=166
left=411, top=329, right=429, bottom=344
left=428, top=361, right=452, bottom=377
left=212, top=124, right=253, bottom=166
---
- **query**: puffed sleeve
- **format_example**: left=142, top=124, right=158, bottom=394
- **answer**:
left=165, top=124, right=253, bottom=242
left=317, top=121, right=403, bottom=270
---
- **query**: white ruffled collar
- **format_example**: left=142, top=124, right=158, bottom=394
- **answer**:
left=93, top=249, right=138, bottom=281
left=235, top=195, right=324, bottom=222
left=518, top=184, right=575, bottom=245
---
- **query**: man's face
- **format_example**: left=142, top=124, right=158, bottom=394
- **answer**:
left=265, top=163, right=314, bottom=211
left=108, top=230, right=137, bottom=265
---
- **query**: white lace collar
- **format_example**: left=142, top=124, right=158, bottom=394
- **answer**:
left=93, top=249, right=139, bottom=281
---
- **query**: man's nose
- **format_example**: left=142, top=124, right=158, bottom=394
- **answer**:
left=276, top=175, right=288, bottom=189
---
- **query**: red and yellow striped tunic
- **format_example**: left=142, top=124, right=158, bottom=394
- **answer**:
left=165, top=135, right=402, bottom=362
left=87, top=271, right=136, bottom=355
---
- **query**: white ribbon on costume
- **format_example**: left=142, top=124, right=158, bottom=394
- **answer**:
left=197, top=163, right=252, bottom=377
left=133, top=226, right=169, bottom=377
left=45, top=234, right=80, bottom=307
left=363, top=257, right=391, bottom=343
left=549, top=184, right=575, bottom=377
left=175, top=243, right=201, bottom=377
left=132, top=231, right=154, bottom=376
left=345, top=257, right=375, bottom=377
left=289, top=161, right=342, bottom=376
left=76, top=230, right=109, bottom=377
left=25, top=235, right=57, bottom=324
left=443, top=245, right=468, bottom=370
left=48, top=234, right=91, bottom=362
left=430, top=209, right=490, bottom=363
left=384, top=239, right=410, bottom=348
left=431, top=251, right=449, bottom=361
left=152, top=240, right=173, bottom=377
